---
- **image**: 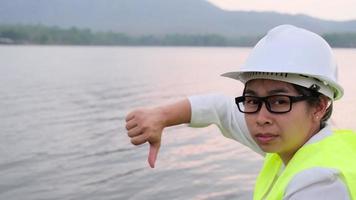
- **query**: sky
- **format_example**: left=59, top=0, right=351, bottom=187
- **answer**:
left=207, top=0, right=356, bottom=21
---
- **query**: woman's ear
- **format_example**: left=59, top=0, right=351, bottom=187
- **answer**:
left=313, top=96, right=329, bottom=122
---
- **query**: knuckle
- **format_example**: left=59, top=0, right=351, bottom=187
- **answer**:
left=125, top=113, right=133, bottom=122
left=140, top=124, right=147, bottom=131
left=127, top=131, right=132, bottom=137
left=126, top=108, right=143, bottom=121
left=131, top=138, right=144, bottom=146
left=130, top=138, right=140, bottom=145
left=127, top=129, right=138, bottom=137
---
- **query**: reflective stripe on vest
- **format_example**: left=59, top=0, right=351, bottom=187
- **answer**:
left=254, top=130, right=356, bottom=200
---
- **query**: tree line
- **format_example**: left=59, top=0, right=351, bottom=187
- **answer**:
left=1, top=24, right=356, bottom=48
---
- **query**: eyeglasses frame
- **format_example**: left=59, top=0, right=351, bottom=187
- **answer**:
left=235, top=95, right=313, bottom=114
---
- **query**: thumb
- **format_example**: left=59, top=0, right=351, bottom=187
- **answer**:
left=148, top=142, right=160, bottom=168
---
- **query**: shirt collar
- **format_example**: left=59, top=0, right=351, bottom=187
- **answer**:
left=305, top=124, right=333, bottom=145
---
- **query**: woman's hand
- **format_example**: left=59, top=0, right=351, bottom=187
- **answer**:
left=125, top=99, right=191, bottom=168
left=125, top=107, right=166, bottom=168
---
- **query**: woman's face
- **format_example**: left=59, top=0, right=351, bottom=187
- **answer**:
left=244, top=79, right=318, bottom=162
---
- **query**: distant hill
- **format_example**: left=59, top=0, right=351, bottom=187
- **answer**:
left=1, top=0, right=356, bottom=37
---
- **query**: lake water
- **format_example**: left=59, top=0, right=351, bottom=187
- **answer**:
left=0, top=46, right=355, bottom=200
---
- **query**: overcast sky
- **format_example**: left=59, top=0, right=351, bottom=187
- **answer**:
left=207, top=0, right=356, bottom=21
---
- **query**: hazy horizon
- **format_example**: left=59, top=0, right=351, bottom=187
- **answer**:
left=207, top=0, right=356, bottom=21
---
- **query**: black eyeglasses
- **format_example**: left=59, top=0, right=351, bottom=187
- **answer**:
left=235, top=95, right=312, bottom=114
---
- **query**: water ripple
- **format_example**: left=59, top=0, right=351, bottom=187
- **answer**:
left=85, top=168, right=145, bottom=186
left=78, top=148, right=133, bottom=159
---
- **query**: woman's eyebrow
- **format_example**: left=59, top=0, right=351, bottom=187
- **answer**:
left=267, top=88, right=290, bottom=95
left=244, top=88, right=290, bottom=96
left=244, top=89, right=257, bottom=95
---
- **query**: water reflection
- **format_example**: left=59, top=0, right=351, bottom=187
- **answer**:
left=0, top=46, right=354, bottom=200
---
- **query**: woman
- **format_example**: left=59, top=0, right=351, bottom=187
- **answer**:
left=125, top=25, right=356, bottom=199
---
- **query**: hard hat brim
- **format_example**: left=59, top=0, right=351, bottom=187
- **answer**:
left=221, top=70, right=344, bottom=100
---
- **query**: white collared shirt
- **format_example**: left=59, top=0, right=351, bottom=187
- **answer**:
left=188, top=93, right=351, bottom=199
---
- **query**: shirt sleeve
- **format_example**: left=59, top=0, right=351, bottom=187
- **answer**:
left=284, top=167, right=351, bottom=200
left=188, top=93, right=264, bottom=156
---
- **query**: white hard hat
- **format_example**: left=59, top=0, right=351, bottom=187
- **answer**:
left=222, top=24, right=344, bottom=100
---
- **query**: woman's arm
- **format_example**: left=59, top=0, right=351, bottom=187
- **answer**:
left=125, top=94, right=263, bottom=168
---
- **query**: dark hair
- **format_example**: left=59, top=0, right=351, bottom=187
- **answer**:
left=292, top=84, right=332, bottom=129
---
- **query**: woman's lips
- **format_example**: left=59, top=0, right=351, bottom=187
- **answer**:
left=255, top=133, right=279, bottom=143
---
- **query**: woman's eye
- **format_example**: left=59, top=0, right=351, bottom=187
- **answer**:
left=271, top=98, right=289, bottom=105
left=245, top=99, right=259, bottom=105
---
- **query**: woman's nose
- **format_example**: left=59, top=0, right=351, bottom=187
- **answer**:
left=256, top=102, right=273, bottom=126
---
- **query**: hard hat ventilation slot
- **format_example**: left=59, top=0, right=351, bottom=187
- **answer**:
left=247, top=72, right=288, bottom=78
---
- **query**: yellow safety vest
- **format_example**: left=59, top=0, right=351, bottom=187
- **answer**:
left=254, top=130, right=356, bottom=200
